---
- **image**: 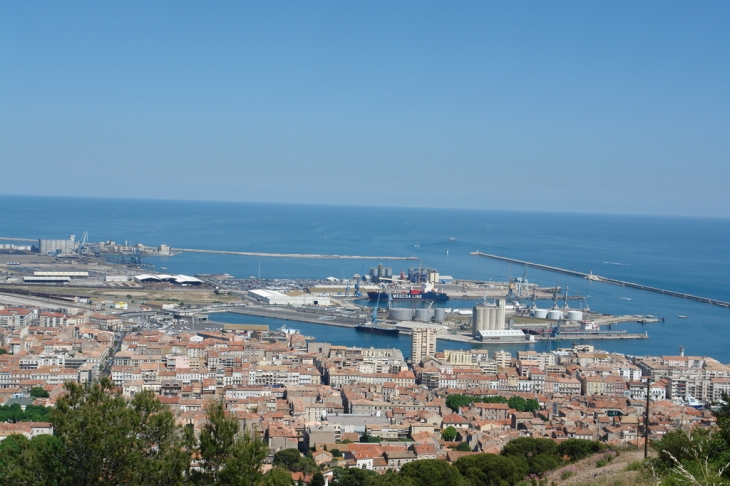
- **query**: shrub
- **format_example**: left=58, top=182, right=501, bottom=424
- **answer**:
left=625, top=460, right=643, bottom=472
left=596, top=459, right=608, bottom=467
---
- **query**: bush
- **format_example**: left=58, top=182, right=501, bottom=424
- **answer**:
left=625, top=460, right=643, bottom=472
left=596, top=459, right=608, bottom=467
left=453, top=442, right=471, bottom=452
left=560, top=468, right=577, bottom=480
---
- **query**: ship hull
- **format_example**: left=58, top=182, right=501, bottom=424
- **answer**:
left=355, top=325, right=400, bottom=335
left=366, top=291, right=448, bottom=301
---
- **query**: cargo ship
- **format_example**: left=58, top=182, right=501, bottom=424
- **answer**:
left=367, top=283, right=449, bottom=301
left=355, top=322, right=400, bottom=335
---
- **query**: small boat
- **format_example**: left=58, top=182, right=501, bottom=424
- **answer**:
left=449, top=237, right=457, bottom=241
left=677, top=315, right=688, bottom=318
left=620, top=297, right=632, bottom=301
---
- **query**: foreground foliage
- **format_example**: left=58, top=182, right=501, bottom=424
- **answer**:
left=0, top=378, right=266, bottom=486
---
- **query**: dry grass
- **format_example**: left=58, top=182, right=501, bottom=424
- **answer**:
left=544, top=449, right=655, bottom=486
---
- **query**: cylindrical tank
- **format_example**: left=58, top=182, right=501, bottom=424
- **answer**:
left=533, top=309, right=548, bottom=319
left=377, top=264, right=384, bottom=277
left=433, top=308, right=446, bottom=322
left=385, top=268, right=392, bottom=278
left=496, top=299, right=506, bottom=330
left=547, top=310, right=563, bottom=320
left=389, top=308, right=414, bottom=321
left=566, top=310, right=583, bottom=321
left=488, top=307, right=496, bottom=330
left=478, top=307, right=488, bottom=331
left=414, top=308, right=428, bottom=321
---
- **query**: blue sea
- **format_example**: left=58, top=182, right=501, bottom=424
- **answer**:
left=1, top=195, right=729, bottom=361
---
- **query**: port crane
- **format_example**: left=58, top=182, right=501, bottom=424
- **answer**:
left=75, top=231, right=89, bottom=255
left=371, top=291, right=382, bottom=325
left=517, top=266, right=528, bottom=297
left=353, top=265, right=364, bottom=297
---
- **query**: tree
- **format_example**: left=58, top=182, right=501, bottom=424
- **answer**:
left=557, top=439, right=606, bottom=461
left=0, top=348, right=8, bottom=355
left=500, top=437, right=558, bottom=460
left=400, top=459, right=470, bottom=486
left=445, top=394, right=475, bottom=412
left=261, top=467, right=294, bottom=486
left=507, top=396, right=527, bottom=411
left=332, top=466, right=377, bottom=486
left=455, top=453, right=525, bottom=486
left=441, top=426, right=457, bottom=442
left=274, top=449, right=306, bottom=471
left=192, top=399, right=266, bottom=486
left=372, top=471, right=415, bottom=486
left=0, top=434, right=63, bottom=486
left=310, top=471, right=326, bottom=486
left=330, top=448, right=342, bottom=457
left=30, top=387, right=50, bottom=398
left=52, top=378, right=190, bottom=486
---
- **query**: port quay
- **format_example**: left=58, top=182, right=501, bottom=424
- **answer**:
left=471, top=251, right=730, bottom=308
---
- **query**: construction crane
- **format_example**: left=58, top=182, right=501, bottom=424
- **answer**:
left=563, top=286, right=570, bottom=309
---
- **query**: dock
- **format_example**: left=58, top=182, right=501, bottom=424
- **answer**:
left=173, top=248, right=418, bottom=260
left=471, top=251, right=730, bottom=309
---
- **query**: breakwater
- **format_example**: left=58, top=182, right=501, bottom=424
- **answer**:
left=173, top=248, right=417, bottom=260
left=0, top=237, right=36, bottom=242
left=471, top=251, right=730, bottom=309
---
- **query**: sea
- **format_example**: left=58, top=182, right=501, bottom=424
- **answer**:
left=1, top=195, right=729, bottom=362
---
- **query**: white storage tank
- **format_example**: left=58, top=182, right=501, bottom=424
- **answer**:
left=389, top=308, right=414, bottom=321
left=433, top=308, right=446, bottom=322
left=533, top=309, right=548, bottom=319
left=566, top=310, right=584, bottom=321
left=546, top=310, right=563, bottom=320
left=414, top=308, right=433, bottom=321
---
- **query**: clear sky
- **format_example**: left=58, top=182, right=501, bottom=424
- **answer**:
left=1, top=2, right=729, bottom=216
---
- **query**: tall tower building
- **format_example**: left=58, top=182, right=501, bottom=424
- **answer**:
left=411, top=328, right=437, bottom=365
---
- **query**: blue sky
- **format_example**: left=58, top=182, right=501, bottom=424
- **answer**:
left=1, top=2, right=729, bottom=216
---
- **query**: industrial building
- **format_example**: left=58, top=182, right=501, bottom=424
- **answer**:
left=411, top=327, right=437, bottom=365
left=471, top=299, right=507, bottom=337
left=39, top=236, right=76, bottom=255
left=369, top=264, right=393, bottom=283
left=248, top=289, right=330, bottom=307
left=475, top=329, right=530, bottom=342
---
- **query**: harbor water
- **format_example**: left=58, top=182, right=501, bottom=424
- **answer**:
left=1, top=195, right=729, bottom=361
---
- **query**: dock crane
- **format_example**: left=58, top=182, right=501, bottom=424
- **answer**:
left=563, top=286, right=570, bottom=309
left=517, top=266, right=528, bottom=297
left=75, top=231, right=89, bottom=255
left=354, top=265, right=364, bottom=297
left=342, top=270, right=350, bottom=297
left=371, top=291, right=382, bottom=324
